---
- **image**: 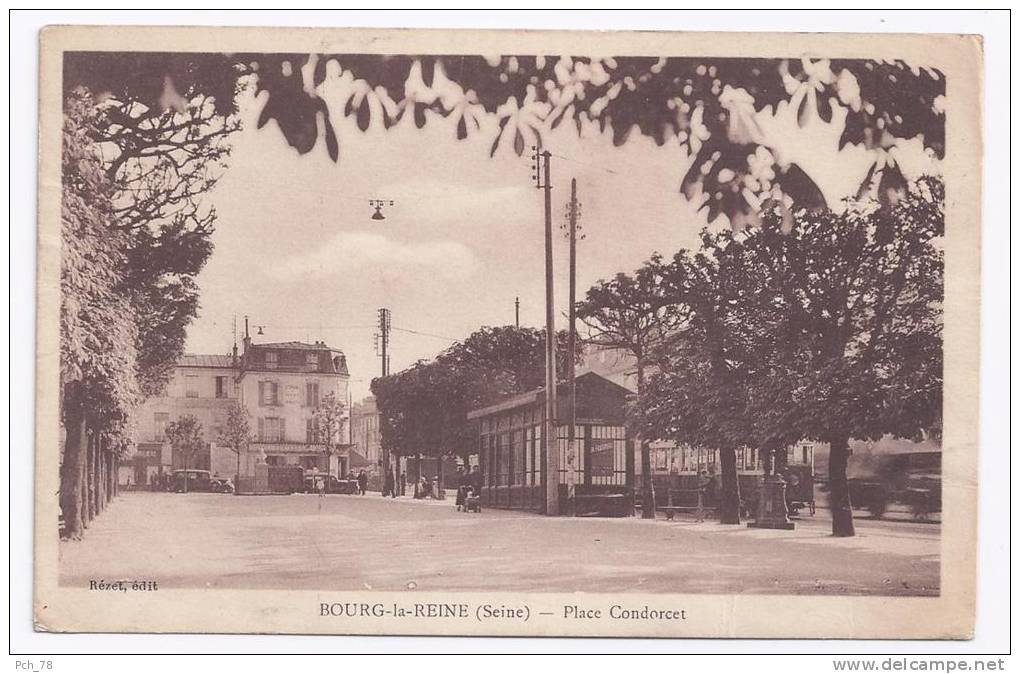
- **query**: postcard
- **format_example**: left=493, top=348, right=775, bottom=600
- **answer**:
left=35, top=25, right=981, bottom=638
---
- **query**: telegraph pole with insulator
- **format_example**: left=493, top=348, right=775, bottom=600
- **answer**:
left=532, top=145, right=559, bottom=516
left=563, top=178, right=582, bottom=508
left=376, top=307, right=394, bottom=495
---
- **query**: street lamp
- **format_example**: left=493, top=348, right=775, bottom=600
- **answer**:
left=369, top=199, right=394, bottom=221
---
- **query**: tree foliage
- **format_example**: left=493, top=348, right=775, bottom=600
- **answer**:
left=218, top=400, right=253, bottom=456
left=371, top=326, right=580, bottom=460
left=635, top=177, right=943, bottom=534
left=165, top=414, right=206, bottom=465
left=313, top=391, right=348, bottom=469
left=63, top=52, right=943, bottom=223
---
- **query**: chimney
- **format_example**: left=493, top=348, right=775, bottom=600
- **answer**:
left=232, top=343, right=238, bottom=368
left=242, top=315, right=252, bottom=355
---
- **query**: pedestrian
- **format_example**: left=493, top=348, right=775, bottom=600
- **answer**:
left=470, top=465, right=482, bottom=495
left=399, top=472, right=406, bottom=496
left=357, top=469, right=367, bottom=496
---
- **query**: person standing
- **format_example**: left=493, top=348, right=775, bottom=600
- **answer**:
left=357, top=469, right=367, bottom=496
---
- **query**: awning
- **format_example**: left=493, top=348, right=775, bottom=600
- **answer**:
left=347, top=448, right=371, bottom=468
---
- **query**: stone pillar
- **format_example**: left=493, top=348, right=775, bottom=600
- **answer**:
left=748, top=474, right=795, bottom=530
left=255, top=462, right=270, bottom=494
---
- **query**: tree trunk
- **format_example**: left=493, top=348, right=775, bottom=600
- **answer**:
left=85, top=431, right=97, bottom=522
left=828, top=433, right=855, bottom=537
left=437, top=455, right=444, bottom=493
left=59, top=392, right=87, bottom=539
left=106, top=448, right=114, bottom=504
left=636, top=362, right=655, bottom=519
left=774, top=445, right=789, bottom=474
left=718, top=446, right=741, bottom=524
left=97, top=444, right=106, bottom=510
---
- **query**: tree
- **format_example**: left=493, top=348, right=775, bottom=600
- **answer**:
left=60, top=91, right=142, bottom=538
left=313, top=392, right=347, bottom=478
left=642, top=245, right=756, bottom=525
left=63, top=52, right=943, bottom=224
left=59, top=59, right=243, bottom=536
left=717, top=178, right=944, bottom=536
left=371, top=325, right=582, bottom=483
left=577, top=257, right=675, bottom=518
left=165, top=415, right=205, bottom=492
left=217, top=400, right=252, bottom=489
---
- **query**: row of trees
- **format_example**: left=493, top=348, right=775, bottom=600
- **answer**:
left=578, top=177, right=944, bottom=536
left=370, top=326, right=579, bottom=482
left=59, top=71, right=240, bottom=537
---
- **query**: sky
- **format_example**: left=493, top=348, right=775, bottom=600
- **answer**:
left=188, top=74, right=709, bottom=399
left=186, top=57, right=936, bottom=400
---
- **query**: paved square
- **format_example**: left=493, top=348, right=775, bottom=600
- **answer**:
left=59, top=492, right=939, bottom=595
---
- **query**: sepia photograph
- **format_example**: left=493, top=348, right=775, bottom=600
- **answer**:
left=30, top=22, right=985, bottom=641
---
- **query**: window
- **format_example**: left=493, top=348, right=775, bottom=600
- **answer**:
left=259, top=381, right=280, bottom=406
left=259, top=417, right=284, bottom=442
left=215, top=376, right=227, bottom=399
left=265, top=351, right=278, bottom=370
left=153, top=413, right=169, bottom=442
left=306, top=382, right=320, bottom=408
left=185, top=374, right=199, bottom=398
left=306, top=352, right=318, bottom=366
left=306, top=417, right=321, bottom=444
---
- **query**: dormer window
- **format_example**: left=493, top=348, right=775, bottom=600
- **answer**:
left=306, top=352, right=318, bottom=366
left=265, top=351, right=278, bottom=370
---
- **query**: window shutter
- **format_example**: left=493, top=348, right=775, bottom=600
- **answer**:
left=257, top=417, right=265, bottom=441
left=258, top=382, right=265, bottom=407
left=280, top=417, right=286, bottom=442
left=273, top=382, right=280, bottom=406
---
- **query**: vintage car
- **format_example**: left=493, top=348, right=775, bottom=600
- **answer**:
left=171, top=469, right=212, bottom=493
left=301, top=472, right=359, bottom=494
left=848, top=451, right=941, bottom=519
left=209, top=477, right=234, bottom=494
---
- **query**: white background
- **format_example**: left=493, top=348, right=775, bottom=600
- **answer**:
left=6, top=7, right=1013, bottom=662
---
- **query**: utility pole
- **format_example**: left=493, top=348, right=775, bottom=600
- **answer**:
left=565, top=178, right=581, bottom=508
left=515, top=297, right=520, bottom=328
left=376, top=307, right=393, bottom=495
left=532, top=145, right=558, bottom=516
left=377, top=308, right=391, bottom=377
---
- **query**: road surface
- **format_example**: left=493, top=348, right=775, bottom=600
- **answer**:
left=59, top=491, right=939, bottom=595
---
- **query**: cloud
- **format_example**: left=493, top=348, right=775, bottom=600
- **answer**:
left=271, top=230, right=478, bottom=282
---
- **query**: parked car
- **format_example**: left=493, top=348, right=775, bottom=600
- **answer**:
left=302, top=472, right=359, bottom=494
left=171, top=469, right=212, bottom=493
left=210, top=477, right=234, bottom=494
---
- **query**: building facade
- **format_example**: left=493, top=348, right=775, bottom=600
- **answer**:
left=238, top=340, right=350, bottom=478
left=350, top=396, right=382, bottom=470
left=124, top=335, right=351, bottom=488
